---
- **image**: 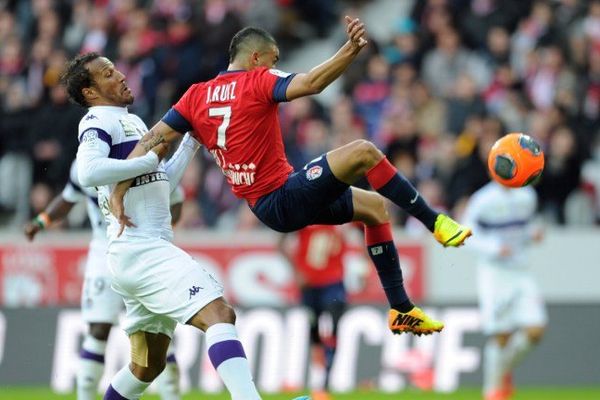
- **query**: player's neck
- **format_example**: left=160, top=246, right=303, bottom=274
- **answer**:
left=227, top=62, right=250, bottom=71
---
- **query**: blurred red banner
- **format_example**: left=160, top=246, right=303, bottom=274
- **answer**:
left=0, top=242, right=423, bottom=307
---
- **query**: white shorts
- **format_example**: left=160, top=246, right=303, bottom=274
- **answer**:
left=81, top=245, right=123, bottom=324
left=107, top=238, right=224, bottom=338
left=477, top=264, right=547, bottom=335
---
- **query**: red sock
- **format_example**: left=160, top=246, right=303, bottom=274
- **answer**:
left=365, top=158, right=397, bottom=190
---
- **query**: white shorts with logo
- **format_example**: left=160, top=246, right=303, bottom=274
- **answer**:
left=107, top=238, right=224, bottom=338
left=477, top=263, right=547, bottom=335
left=81, top=243, right=123, bottom=324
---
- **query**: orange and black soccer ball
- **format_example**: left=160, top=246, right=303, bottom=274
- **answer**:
left=487, top=133, right=545, bottom=188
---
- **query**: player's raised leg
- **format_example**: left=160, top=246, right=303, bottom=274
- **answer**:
left=350, top=187, right=443, bottom=335
left=326, top=140, right=472, bottom=247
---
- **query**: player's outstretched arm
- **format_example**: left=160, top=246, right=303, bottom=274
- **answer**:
left=163, top=132, right=201, bottom=193
left=24, top=195, right=75, bottom=241
left=285, top=16, right=368, bottom=101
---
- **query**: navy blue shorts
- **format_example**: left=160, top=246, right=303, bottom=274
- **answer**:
left=251, top=155, right=354, bottom=233
left=301, top=281, right=347, bottom=343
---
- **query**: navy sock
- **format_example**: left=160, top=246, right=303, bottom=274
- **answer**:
left=366, top=158, right=439, bottom=232
left=365, top=223, right=414, bottom=312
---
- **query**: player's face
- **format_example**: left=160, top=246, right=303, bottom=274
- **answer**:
left=254, top=45, right=280, bottom=69
left=84, top=57, right=134, bottom=107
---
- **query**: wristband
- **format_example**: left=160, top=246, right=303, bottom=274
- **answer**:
left=33, top=212, right=51, bottom=229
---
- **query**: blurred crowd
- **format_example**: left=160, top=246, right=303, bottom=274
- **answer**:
left=1, top=0, right=600, bottom=231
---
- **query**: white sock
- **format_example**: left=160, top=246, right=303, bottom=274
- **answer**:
left=483, top=338, right=503, bottom=395
left=77, top=335, right=107, bottom=400
left=483, top=332, right=534, bottom=395
left=503, top=330, right=533, bottom=371
left=108, top=366, right=151, bottom=400
left=206, top=323, right=261, bottom=400
left=154, top=351, right=180, bottom=400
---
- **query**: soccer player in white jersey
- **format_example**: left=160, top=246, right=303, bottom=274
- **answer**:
left=462, top=181, right=547, bottom=400
left=62, top=53, right=308, bottom=400
left=24, top=159, right=183, bottom=400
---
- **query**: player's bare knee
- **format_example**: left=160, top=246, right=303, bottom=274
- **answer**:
left=527, top=327, right=545, bottom=344
left=494, top=333, right=511, bottom=347
left=88, top=323, right=111, bottom=341
left=211, top=299, right=236, bottom=324
left=349, top=140, right=383, bottom=171
left=189, top=298, right=236, bottom=331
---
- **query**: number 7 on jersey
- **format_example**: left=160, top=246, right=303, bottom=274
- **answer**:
left=209, top=106, right=231, bottom=149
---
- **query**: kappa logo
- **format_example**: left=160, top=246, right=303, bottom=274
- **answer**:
left=306, top=165, right=323, bottom=181
left=85, top=114, right=98, bottom=121
left=188, top=285, right=203, bottom=299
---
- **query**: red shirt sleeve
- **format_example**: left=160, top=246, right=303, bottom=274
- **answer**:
left=251, top=67, right=296, bottom=103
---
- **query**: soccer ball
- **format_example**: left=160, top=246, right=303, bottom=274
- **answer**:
left=487, top=133, right=545, bottom=188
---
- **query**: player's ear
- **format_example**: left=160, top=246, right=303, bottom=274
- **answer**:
left=250, top=51, right=261, bottom=67
left=82, top=87, right=97, bottom=102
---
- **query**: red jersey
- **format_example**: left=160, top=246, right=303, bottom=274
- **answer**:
left=294, top=225, right=346, bottom=287
left=170, top=67, right=295, bottom=203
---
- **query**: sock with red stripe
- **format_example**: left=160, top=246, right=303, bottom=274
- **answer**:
left=366, top=157, right=438, bottom=232
left=365, top=222, right=413, bottom=312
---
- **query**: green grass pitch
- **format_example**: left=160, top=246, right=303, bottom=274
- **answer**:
left=1, top=387, right=600, bottom=399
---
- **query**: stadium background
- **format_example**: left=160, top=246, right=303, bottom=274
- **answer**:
left=0, top=0, right=599, bottom=398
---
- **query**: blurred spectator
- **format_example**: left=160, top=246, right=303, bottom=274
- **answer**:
left=0, top=0, right=598, bottom=229
left=0, top=81, right=33, bottom=226
left=482, top=26, right=512, bottom=70
left=383, top=17, right=421, bottom=67
left=445, top=74, right=487, bottom=135
left=510, top=0, right=556, bottom=78
left=352, top=54, right=391, bottom=139
left=30, top=83, right=84, bottom=189
left=422, top=27, right=490, bottom=98
left=411, top=80, right=446, bottom=138
left=525, top=45, right=577, bottom=112
left=536, top=126, right=582, bottom=224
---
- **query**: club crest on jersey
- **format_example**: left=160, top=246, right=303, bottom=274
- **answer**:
left=306, top=165, right=323, bottom=181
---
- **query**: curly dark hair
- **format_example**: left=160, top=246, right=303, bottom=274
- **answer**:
left=60, top=52, right=102, bottom=108
left=229, top=27, right=276, bottom=63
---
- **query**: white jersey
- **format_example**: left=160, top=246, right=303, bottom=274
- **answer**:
left=462, top=181, right=539, bottom=269
left=76, top=105, right=198, bottom=244
left=62, top=159, right=107, bottom=252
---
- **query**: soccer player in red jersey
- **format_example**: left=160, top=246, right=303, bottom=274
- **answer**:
left=111, top=16, right=472, bottom=335
left=279, top=225, right=348, bottom=400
